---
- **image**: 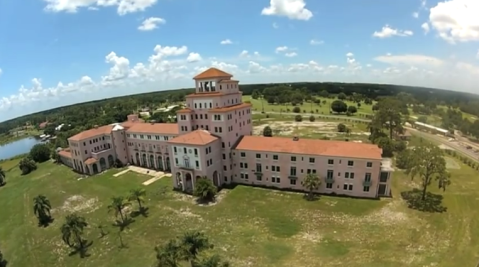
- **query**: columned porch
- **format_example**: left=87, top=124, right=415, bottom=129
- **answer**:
left=174, top=170, right=196, bottom=193
left=131, top=152, right=171, bottom=173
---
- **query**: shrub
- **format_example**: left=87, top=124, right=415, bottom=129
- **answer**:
left=309, top=115, right=315, bottom=122
left=337, top=123, right=347, bottom=132
left=193, top=178, right=218, bottom=202
left=29, top=144, right=51, bottom=163
left=295, top=115, right=303, bottom=122
left=263, top=126, right=273, bottom=137
left=19, top=157, right=37, bottom=175
left=292, top=107, right=301, bottom=113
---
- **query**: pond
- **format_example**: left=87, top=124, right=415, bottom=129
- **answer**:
left=0, top=137, right=43, bottom=161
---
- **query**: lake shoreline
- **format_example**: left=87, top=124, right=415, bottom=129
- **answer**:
left=0, top=136, right=43, bottom=161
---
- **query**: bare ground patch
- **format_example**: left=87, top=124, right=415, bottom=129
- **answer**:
left=253, top=121, right=368, bottom=137
left=52, top=195, right=100, bottom=214
left=171, top=189, right=231, bottom=206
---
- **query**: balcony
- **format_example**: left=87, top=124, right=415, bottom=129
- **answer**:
left=325, top=176, right=335, bottom=183
left=363, top=180, right=372, bottom=187
left=92, top=148, right=111, bottom=159
left=178, top=164, right=195, bottom=171
left=254, top=172, right=263, bottom=176
left=288, top=175, right=297, bottom=179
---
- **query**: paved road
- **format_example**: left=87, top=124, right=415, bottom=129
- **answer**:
left=252, top=111, right=371, bottom=122
left=406, top=127, right=479, bottom=163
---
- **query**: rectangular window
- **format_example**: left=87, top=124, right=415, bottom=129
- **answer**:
left=380, top=172, right=389, bottom=182
left=174, top=147, right=177, bottom=153
left=326, top=183, right=333, bottom=189
left=273, top=155, right=279, bottom=160
left=290, top=179, right=296, bottom=185
left=350, top=172, right=355, bottom=179
left=291, top=156, right=296, bottom=162
left=363, top=186, right=370, bottom=192
left=343, top=184, right=348, bottom=190
left=256, top=163, right=262, bottom=172
left=348, top=160, right=354, bottom=166
left=194, top=149, right=198, bottom=156
left=345, top=172, right=350, bottom=178
left=327, top=170, right=334, bottom=178
left=366, top=162, right=373, bottom=168
left=365, top=173, right=371, bottom=182
left=290, top=167, right=296, bottom=176
left=195, top=161, right=199, bottom=168
left=309, top=158, right=315, bottom=163
left=256, top=153, right=261, bottom=159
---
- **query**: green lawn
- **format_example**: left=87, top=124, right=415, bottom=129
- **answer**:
left=1, top=159, right=479, bottom=266
left=242, top=96, right=376, bottom=116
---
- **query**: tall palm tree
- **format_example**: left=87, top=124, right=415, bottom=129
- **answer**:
left=155, top=239, right=182, bottom=267
left=180, top=231, right=211, bottom=266
left=33, top=195, right=52, bottom=225
left=0, top=167, right=5, bottom=186
left=60, top=214, right=88, bottom=248
left=128, top=188, right=146, bottom=211
left=301, top=173, right=321, bottom=200
left=108, top=196, right=131, bottom=223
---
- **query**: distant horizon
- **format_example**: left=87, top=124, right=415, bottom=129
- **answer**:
left=2, top=79, right=477, bottom=124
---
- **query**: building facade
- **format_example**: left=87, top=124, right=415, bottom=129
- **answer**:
left=59, top=67, right=392, bottom=198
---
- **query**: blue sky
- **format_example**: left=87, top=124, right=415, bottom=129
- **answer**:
left=0, top=0, right=478, bottom=121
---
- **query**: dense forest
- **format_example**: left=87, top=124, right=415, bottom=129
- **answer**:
left=2, top=82, right=479, bottom=143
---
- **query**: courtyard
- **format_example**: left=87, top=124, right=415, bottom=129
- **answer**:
left=0, top=159, right=478, bottom=266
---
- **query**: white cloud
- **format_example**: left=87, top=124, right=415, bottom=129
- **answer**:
left=421, top=22, right=430, bottom=34
left=239, top=50, right=249, bottom=57
left=428, top=0, right=479, bottom=43
left=0, top=68, right=2, bottom=76
left=186, top=53, right=202, bottom=63
left=220, top=39, right=232, bottom=45
left=310, top=39, right=324, bottom=45
left=138, top=17, right=165, bottom=31
left=272, top=22, right=279, bottom=29
left=275, top=46, right=289, bottom=53
left=372, top=25, right=413, bottom=38
left=285, top=52, right=297, bottom=57
left=412, top=12, right=419, bottom=18
left=346, top=52, right=354, bottom=57
left=374, top=54, right=444, bottom=67
left=261, top=0, right=313, bottom=21
left=44, top=0, right=157, bottom=15
left=476, top=50, right=479, bottom=59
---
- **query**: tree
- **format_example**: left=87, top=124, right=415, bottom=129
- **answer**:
left=309, top=115, right=315, bottom=122
left=19, top=157, right=37, bottom=175
left=337, top=123, right=347, bottom=132
left=375, top=137, right=395, bottom=157
left=405, top=143, right=451, bottom=200
left=194, top=254, right=230, bottom=267
left=0, top=167, right=5, bottom=186
left=347, top=105, right=357, bottom=114
left=61, top=214, right=88, bottom=249
left=108, top=196, right=131, bottom=224
left=129, top=188, right=146, bottom=211
left=263, top=126, right=272, bottom=137
left=372, top=98, right=403, bottom=139
left=0, top=247, right=7, bottom=267
left=301, top=173, right=321, bottom=200
left=337, top=92, right=346, bottom=100
left=193, top=177, right=217, bottom=202
left=251, top=90, right=260, bottom=100
left=29, top=143, right=51, bottom=163
left=52, top=149, right=62, bottom=164
left=155, top=239, right=182, bottom=267
left=331, top=100, right=348, bottom=113
left=396, top=150, right=413, bottom=169
left=33, top=194, right=52, bottom=226
left=292, top=106, right=301, bottom=113
left=180, top=231, right=211, bottom=266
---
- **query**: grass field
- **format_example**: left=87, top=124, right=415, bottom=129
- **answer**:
left=1, top=157, right=479, bottom=267
left=242, top=96, right=376, bottom=116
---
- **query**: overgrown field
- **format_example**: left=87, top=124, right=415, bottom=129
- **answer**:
left=0, top=159, right=478, bottom=267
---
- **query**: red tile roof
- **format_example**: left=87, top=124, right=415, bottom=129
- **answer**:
left=69, top=125, right=113, bottom=141
left=208, top=103, right=251, bottom=113
left=177, top=108, right=193, bottom=114
left=168, top=130, right=218, bottom=145
left=85, top=158, right=97, bottom=165
left=58, top=150, right=72, bottom=158
left=193, top=68, right=233, bottom=80
left=235, top=136, right=383, bottom=160
left=126, top=123, right=179, bottom=135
